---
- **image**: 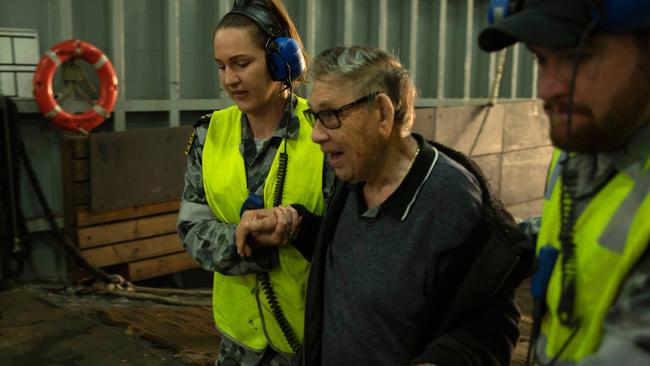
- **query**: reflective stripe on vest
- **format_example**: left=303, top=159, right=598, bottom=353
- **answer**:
left=535, top=148, right=650, bottom=363
left=544, top=150, right=566, bottom=200
left=202, top=97, right=325, bottom=353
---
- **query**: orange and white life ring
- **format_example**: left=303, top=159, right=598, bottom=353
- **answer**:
left=33, top=39, right=118, bottom=132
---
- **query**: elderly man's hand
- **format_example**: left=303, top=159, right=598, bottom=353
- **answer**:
left=236, top=206, right=301, bottom=257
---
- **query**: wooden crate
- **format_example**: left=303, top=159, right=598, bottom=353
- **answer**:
left=61, top=132, right=198, bottom=282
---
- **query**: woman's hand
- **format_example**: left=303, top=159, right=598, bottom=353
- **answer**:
left=236, top=206, right=301, bottom=257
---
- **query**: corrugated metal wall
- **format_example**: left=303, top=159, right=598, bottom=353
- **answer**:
left=0, top=0, right=538, bottom=229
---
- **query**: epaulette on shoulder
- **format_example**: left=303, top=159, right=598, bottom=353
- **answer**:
left=193, top=112, right=214, bottom=128
left=184, top=129, right=196, bottom=156
left=185, top=112, right=215, bottom=155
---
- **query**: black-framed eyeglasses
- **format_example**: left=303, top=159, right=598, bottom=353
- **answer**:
left=304, top=93, right=378, bottom=129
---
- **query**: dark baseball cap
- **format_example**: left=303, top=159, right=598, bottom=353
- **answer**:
left=478, top=0, right=595, bottom=52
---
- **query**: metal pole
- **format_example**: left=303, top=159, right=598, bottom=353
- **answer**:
left=0, top=97, right=18, bottom=249
left=408, top=0, right=419, bottom=83
left=110, top=0, right=126, bottom=131
left=378, top=0, right=388, bottom=50
left=532, top=57, right=538, bottom=99
left=463, top=0, right=474, bottom=99
left=306, top=0, right=317, bottom=57
left=511, top=43, right=520, bottom=98
left=437, top=0, right=448, bottom=99
left=167, top=0, right=180, bottom=127
left=343, top=0, right=354, bottom=45
left=489, top=49, right=508, bottom=105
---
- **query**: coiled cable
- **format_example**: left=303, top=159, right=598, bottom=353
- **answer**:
left=256, top=72, right=301, bottom=354
left=258, top=271, right=301, bottom=353
left=557, top=167, right=579, bottom=327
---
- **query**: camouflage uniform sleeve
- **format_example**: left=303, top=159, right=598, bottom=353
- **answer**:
left=517, top=215, right=542, bottom=247
left=578, top=248, right=650, bottom=366
left=176, top=121, right=278, bottom=275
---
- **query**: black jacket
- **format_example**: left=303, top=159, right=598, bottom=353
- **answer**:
left=299, top=140, right=533, bottom=366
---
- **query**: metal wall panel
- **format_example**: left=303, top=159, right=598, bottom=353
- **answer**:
left=0, top=0, right=539, bottom=229
left=179, top=0, right=219, bottom=99
left=0, top=0, right=546, bottom=281
left=2, top=0, right=538, bottom=110
left=124, top=0, right=166, bottom=100
left=72, top=0, right=110, bottom=54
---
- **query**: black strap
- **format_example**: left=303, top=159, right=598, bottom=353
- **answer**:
left=429, top=142, right=533, bottom=334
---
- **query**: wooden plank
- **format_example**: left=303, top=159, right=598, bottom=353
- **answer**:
left=72, top=135, right=89, bottom=158
left=89, top=125, right=192, bottom=212
left=76, top=200, right=180, bottom=228
left=77, top=212, right=178, bottom=248
left=74, top=159, right=89, bottom=181
left=74, top=181, right=90, bottom=205
left=61, top=135, right=77, bottom=232
left=127, top=251, right=198, bottom=281
left=80, top=233, right=183, bottom=268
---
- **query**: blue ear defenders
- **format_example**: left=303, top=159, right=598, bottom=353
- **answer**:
left=228, top=0, right=305, bottom=82
left=488, top=0, right=650, bottom=32
left=597, top=0, right=650, bottom=31
left=487, top=0, right=522, bottom=24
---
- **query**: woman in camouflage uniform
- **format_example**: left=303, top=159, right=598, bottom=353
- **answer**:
left=177, top=1, right=332, bottom=364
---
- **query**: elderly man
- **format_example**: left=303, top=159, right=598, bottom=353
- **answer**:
left=479, top=0, right=650, bottom=365
left=294, top=45, right=529, bottom=366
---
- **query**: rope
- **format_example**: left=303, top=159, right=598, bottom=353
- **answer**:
left=469, top=48, right=508, bottom=157
left=131, top=285, right=212, bottom=297
left=67, top=274, right=211, bottom=307
left=16, top=127, right=115, bottom=284
left=1, top=97, right=28, bottom=278
left=96, top=286, right=211, bottom=307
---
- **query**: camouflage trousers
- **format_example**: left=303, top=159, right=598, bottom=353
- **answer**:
left=216, top=337, right=294, bottom=366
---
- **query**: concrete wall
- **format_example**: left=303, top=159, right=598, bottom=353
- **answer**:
left=414, top=100, right=552, bottom=219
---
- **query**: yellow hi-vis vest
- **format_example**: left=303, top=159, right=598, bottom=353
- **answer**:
left=535, top=148, right=650, bottom=365
left=202, top=97, right=325, bottom=354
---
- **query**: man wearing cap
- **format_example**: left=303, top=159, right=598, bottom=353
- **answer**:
left=479, top=0, right=650, bottom=365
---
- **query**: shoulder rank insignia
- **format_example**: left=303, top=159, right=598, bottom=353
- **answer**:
left=185, top=112, right=213, bottom=155
left=193, top=112, right=213, bottom=128
left=184, top=130, right=195, bottom=155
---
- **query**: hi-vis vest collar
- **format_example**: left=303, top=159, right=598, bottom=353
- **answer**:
left=535, top=148, right=650, bottom=365
left=202, top=97, right=325, bottom=354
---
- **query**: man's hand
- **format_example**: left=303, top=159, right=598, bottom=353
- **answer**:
left=236, top=206, right=301, bottom=257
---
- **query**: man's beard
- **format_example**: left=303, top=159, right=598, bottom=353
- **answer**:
left=544, top=56, right=650, bottom=153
